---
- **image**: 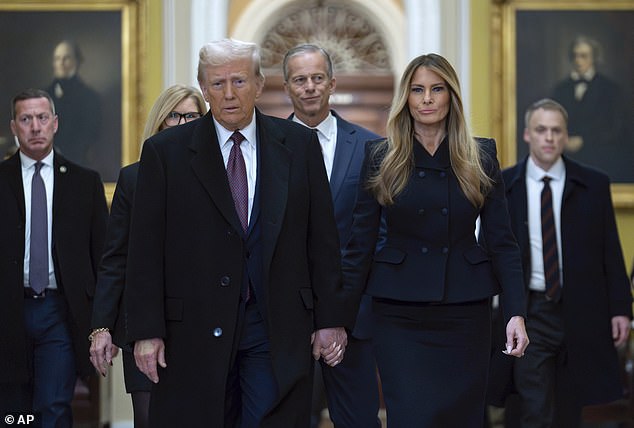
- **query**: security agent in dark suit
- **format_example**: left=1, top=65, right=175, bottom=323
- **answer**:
left=497, top=98, right=632, bottom=427
left=124, top=39, right=351, bottom=428
left=283, top=44, right=381, bottom=428
left=0, top=89, right=108, bottom=426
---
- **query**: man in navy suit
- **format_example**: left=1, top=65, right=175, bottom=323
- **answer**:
left=500, top=98, right=632, bottom=427
left=0, top=88, right=108, bottom=426
left=283, top=44, right=381, bottom=428
left=125, top=39, right=351, bottom=427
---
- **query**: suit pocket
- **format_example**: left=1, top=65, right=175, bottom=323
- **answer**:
left=299, top=287, right=314, bottom=310
left=463, top=245, right=490, bottom=264
left=373, top=247, right=406, bottom=264
left=164, top=297, right=184, bottom=321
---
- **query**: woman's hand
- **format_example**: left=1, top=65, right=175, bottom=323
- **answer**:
left=504, top=316, right=529, bottom=358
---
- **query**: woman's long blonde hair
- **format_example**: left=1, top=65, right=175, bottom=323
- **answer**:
left=141, top=84, right=207, bottom=142
left=368, top=54, right=492, bottom=207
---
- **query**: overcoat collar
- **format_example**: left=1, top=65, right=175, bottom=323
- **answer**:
left=507, top=155, right=588, bottom=202
left=5, top=153, right=25, bottom=218
left=188, top=110, right=291, bottom=273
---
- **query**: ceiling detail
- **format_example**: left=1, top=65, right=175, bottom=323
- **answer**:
left=260, top=2, right=391, bottom=74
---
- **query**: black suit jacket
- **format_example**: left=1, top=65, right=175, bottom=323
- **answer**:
left=0, top=151, right=108, bottom=382
left=124, top=110, right=349, bottom=427
left=91, top=162, right=138, bottom=347
left=500, top=155, right=632, bottom=405
left=344, top=138, right=526, bottom=321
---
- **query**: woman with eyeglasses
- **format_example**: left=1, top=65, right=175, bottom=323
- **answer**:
left=88, top=84, right=206, bottom=428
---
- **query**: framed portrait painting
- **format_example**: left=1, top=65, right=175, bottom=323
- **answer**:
left=495, top=0, right=634, bottom=207
left=0, top=0, right=143, bottom=189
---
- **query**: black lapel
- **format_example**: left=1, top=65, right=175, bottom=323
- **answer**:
left=5, top=153, right=26, bottom=219
left=257, top=112, right=291, bottom=273
left=189, top=114, right=245, bottom=235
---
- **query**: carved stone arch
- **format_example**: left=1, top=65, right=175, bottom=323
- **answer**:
left=258, top=3, right=392, bottom=75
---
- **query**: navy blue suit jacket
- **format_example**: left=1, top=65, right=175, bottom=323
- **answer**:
left=291, top=110, right=380, bottom=338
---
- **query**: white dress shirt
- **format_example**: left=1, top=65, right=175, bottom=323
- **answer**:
left=293, top=112, right=338, bottom=181
left=214, top=114, right=257, bottom=226
left=526, top=156, right=565, bottom=291
left=20, top=150, right=58, bottom=289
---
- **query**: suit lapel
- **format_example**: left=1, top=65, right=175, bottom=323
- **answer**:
left=189, top=115, right=245, bottom=235
left=257, top=112, right=291, bottom=273
left=6, top=154, right=26, bottom=219
left=329, top=114, right=356, bottom=201
left=52, top=152, right=70, bottom=226
left=561, top=156, right=585, bottom=203
left=506, top=159, right=530, bottom=257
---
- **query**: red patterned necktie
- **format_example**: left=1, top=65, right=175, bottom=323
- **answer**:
left=227, top=131, right=251, bottom=302
left=227, top=131, right=248, bottom=232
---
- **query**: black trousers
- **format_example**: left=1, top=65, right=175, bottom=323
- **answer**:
left=511, top=291, right=581, bottom=428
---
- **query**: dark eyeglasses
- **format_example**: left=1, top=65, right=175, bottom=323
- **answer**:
left=164, top=111, right=202, bottom=127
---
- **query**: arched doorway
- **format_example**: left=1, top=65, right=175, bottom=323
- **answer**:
left=239, top=1, right=396, bottom=136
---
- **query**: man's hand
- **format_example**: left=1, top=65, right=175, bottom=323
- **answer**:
left=134, top=338, right=166, bottom=383
left=89, top=330, right=119, bottom=376
left=504, top=316, right=530, bottom=358
left=311, top=327, right=347, bottom=367
left=612, top=316, right=631, bottom=347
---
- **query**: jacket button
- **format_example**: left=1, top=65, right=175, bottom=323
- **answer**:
left=421, top=247, right=428, bottom=254
left=220, top=276, right=230, bottom=286
left=418, top=208, right=425, bottom=215
left=418, top=171, right=426, bottom=178
left=440, top=171, right=446, bottom=178
left=213, top=328, right=223, bottom=337
left=442, top=247, right=449, bottom=254
left=441, top=208, right=448, bottom=215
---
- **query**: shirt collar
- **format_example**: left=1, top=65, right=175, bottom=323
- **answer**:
left=570, top=68, right=596, bottom=82
left=19, top=149, right=54, bottom=170
left=526, top=155, right=565, bottom=182
left=214, top=112, right=257, bottom=150
left=292, top=111, right=335, bottom=140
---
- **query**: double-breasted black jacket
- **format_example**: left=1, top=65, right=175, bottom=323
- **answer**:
left=343, top=137, right=526, bottom=322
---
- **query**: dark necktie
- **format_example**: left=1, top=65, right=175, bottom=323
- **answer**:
left=227, top=131, right=248, bottom=232
left=541, top=176, right=561, bottom=302
left=227, top=131, right=251, bottom=302
left=29, top=162, right=49, bottom=293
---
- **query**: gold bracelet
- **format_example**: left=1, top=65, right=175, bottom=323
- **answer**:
left=88, top=327, right=110, bottom=342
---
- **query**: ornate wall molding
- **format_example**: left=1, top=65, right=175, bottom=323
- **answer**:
left=259, top=3, right=391, bottom=74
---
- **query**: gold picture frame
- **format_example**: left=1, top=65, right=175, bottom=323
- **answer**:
left=492, top=0, right=634, bottom=207
left=0, top=0, right=146, bottom=199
